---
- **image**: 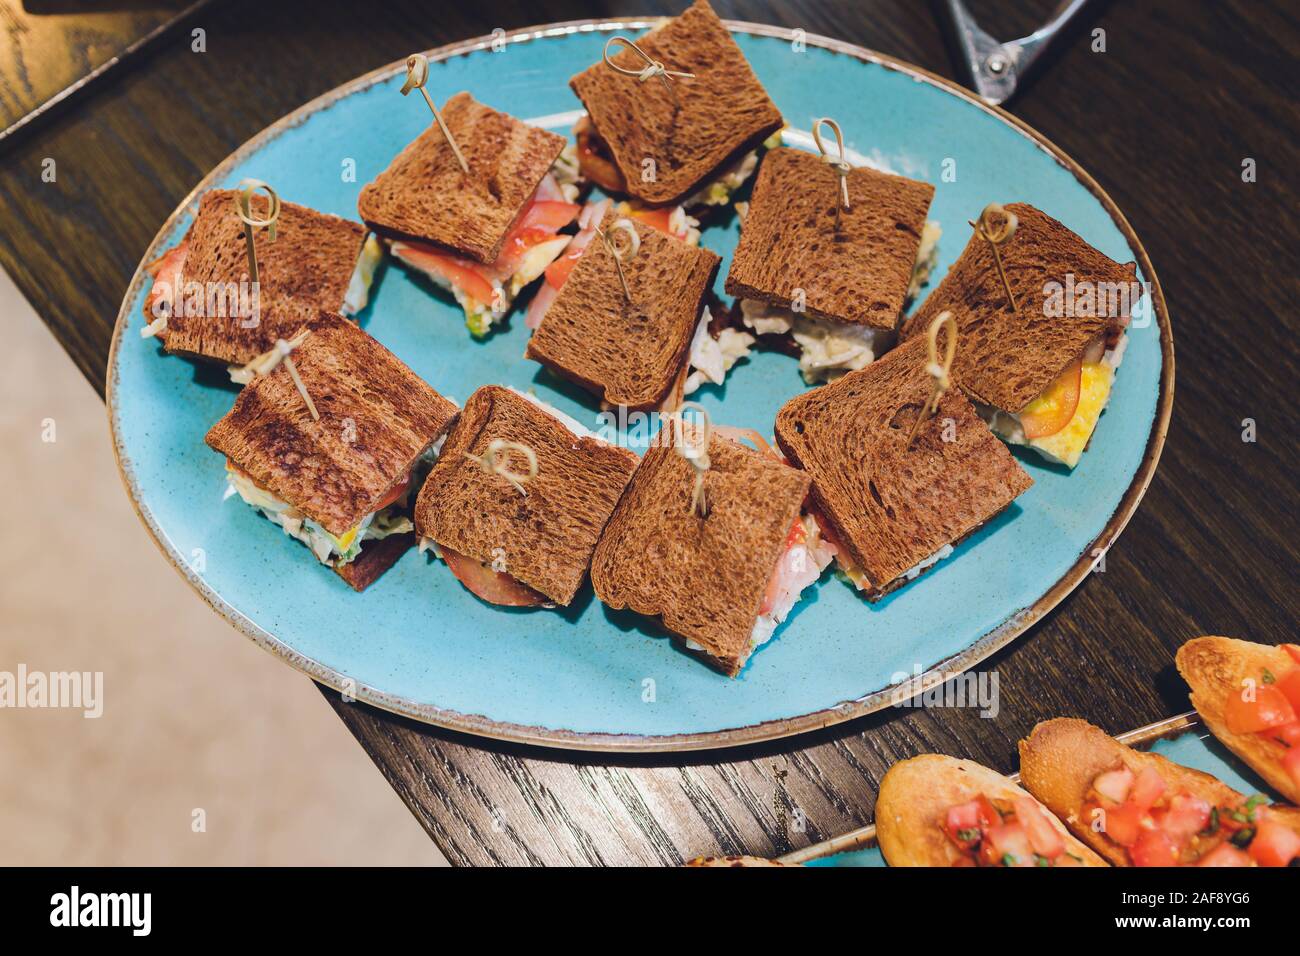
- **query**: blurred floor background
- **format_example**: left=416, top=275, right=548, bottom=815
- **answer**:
left=0, top=266, right=446, bottom=865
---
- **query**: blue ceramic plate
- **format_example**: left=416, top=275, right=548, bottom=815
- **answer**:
left=107, top=20, right=1173, bottom=751
left=799, top=714, right=1268, bottom=867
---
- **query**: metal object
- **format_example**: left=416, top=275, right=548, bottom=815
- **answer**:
left=938, top=0, right=1091, bottom=105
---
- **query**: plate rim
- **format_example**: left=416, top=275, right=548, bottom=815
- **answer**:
left=105, top=17, right=1176, bottom=753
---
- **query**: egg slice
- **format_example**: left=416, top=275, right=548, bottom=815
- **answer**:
left=1027, top=362, right=1114, bottom=468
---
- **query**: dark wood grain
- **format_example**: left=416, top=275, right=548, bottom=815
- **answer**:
left=6, top=0, right=1298, bottom=865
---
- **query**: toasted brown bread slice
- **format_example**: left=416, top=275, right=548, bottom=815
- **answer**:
left=333, top=532, right=416, bottom=592
left=357, top=92, right=566, bottom=264
left=590, top=428, right=809, bottom=676
left=876, top=754, right=1107, bottom=867
left=206, top=311, right=457, bottom=536
left=773, top=335, right=1032, bottom=598
left=151, top=191, right=366, bottom=366
left=1018, top=717, right=1300, bottom=866
left=413, top=386, right=637, bottom=606
left=568, top=0, right=782, bottom=206
left=726, top=148, right=934, bottom=329
left=523, top=212, right=720, bottom=410
left=903, top=202, right=1140, bottom=412
left=1177, top=637, right=1300, bottom=804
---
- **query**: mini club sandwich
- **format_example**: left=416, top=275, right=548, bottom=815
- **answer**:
left=590, top=424, right=836, bottom=676
left=524, top=206, right=751, bottom=412
left=903, top=202, right=1141, bottom=469
left=142, top=190, right=378, bottom=366
left=876, top=754, right=1106, bottom=867
left=205, top=311, right=457, bottom=591
left=725, top=147, right=940, bottom=383
left=358, top=92, right=583, bottom=338
left=568, top=0, right=783, bottom=215
left=413, top=385, right=637, bottom=607
left=1019, top=718, right=1300, bottom=867
left=1177, top=637, right=1300, bottom=805
left=774, top=334, right=1032, bottom=600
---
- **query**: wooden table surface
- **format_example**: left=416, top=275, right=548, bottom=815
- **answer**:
left=4, top=0, right=1296, bottom=865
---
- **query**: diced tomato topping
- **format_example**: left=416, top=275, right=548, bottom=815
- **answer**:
left=1013, top=796, right=1065, bottom=859
left=1129, top=768, right=1167, bottom=812
left=441, top=546, right=548, bottom=607
left=1225, top=684, right=1297, bottom=734
left=1197, top=843, right=1253, bottom=867
left=1130, top=829, right=1180, bottom=867
left=1276, top=668, right=1300, bottom=712
left=1019, top=357, right=1082, bottom=440
left=985, top=821, right=1035, bottom=866
left=1158, top=793, right=1213, bottom=840
left=1283, top=644, right=1300, bottom=666
left=1268, top=721, right=1300, bottom=746
left=1102, top=801, right=1145, bottom=847
left=1283, top=746, right=1300, bottom=790
left=944, top=801, right=985, bottom=850
left=1093, top=767, right=1135, bottom=805
left=1247, top=818, right=1300, bottom=867
left=375, top=474, right=411, bottom=512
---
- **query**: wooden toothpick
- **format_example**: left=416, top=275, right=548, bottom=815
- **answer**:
left=464, top=439, right=538, bottom=497
left=906, top=311, right=958, bottom=449
left=970, top=203, right=1019, bottom=313
left=233, top=178, right=280, bottom=288
left=673, top=401, right=712, bottom=519
left=230, top=329, right=320, bottom=421
left=602, top=35, right=695, bottom=106
left=597, top=217, right=641, bottom=305
left=401, top=53, right=470, bottom=176
left=812, top=117, right=852, bottom=212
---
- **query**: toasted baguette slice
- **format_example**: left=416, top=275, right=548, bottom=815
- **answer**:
left=413, top=386, right=637, bottom=606
left=147, top=191, right=366, bottom=366
left=1177, top=636, right=1300, bottom=804
left=726, top=147, right=934, bottom=330
left=685, top=855, right=787, bottom=867
left=774, top=335, right=1032, bottom=598
left=524, top=212, right=721, bottom=411
left=876, top=754, right=1106, bottom=867
left=903, top=202, right=1140, bottom=413
left=590, top=427, right=810, bottom=676
left=358, top=92, right=566, bottom=264
left=1018, top=717, right=1300, bottom=866
left=206, top=311, right=457, bottom=537
left=568, top=0, right=782, bottom=206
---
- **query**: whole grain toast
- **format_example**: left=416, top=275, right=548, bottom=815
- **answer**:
left=568, top=0, right=783, bottom=206
left=206, top=311, right=457, bottom=537
left=903, top=202, right=1141, bottom=412
left=358, top=91, right=566, bottom=264
left=1018, top=717, right=1300, bottom=867
left=875, top=754, right=1107, bottom=867
left=413, top=386, right=637, bottom=606
left=523, top=212, right=721, bottom=411
left=773, top=334, right=1032, bottom=598
left=152, top=191, right=366, bottom=366
left=590, top=426, right=810, bottom=676
left=1177, top=637, right=1300, bottom=804
left=724, top=147, right=935, bottom=329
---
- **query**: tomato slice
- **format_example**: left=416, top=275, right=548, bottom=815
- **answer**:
left=1197, top=843, right=1252, bottom=867
left=1019, top=357, right=1082, bottom=440
left=392, top=243, right=497, bottom=306
left=1225, top=684, right=1298, bottom=734
left=374, top=474, right=411, bottom=512
left=628, top=205, right=675, bottom=235
left=759, top=519, right=810, bottom=616
left=1130, top=829, right=1180, bottom=867
left=441, top=546, right=548, bottom=607
left=1013, top=796, right=1065, bottom=859
left=146, top=242, right=188, bottom=317
left=1276, top=669, right=1300, bottom=712
left=519, top=199, right=580, bottom=233
left=1247, top=818, right=1300, bottom=867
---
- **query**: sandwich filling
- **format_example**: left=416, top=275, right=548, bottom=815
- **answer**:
left=391, top=171, right=581, bottom=338
left=683, top=307, right=755, bottom=396
left=983, top=333, right=1127, bottom=469
left=749, top=514, right=836, bottom=652
left=223, top=439, right=442, bottom=567
left=734, top=219, right=940, bottom=385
